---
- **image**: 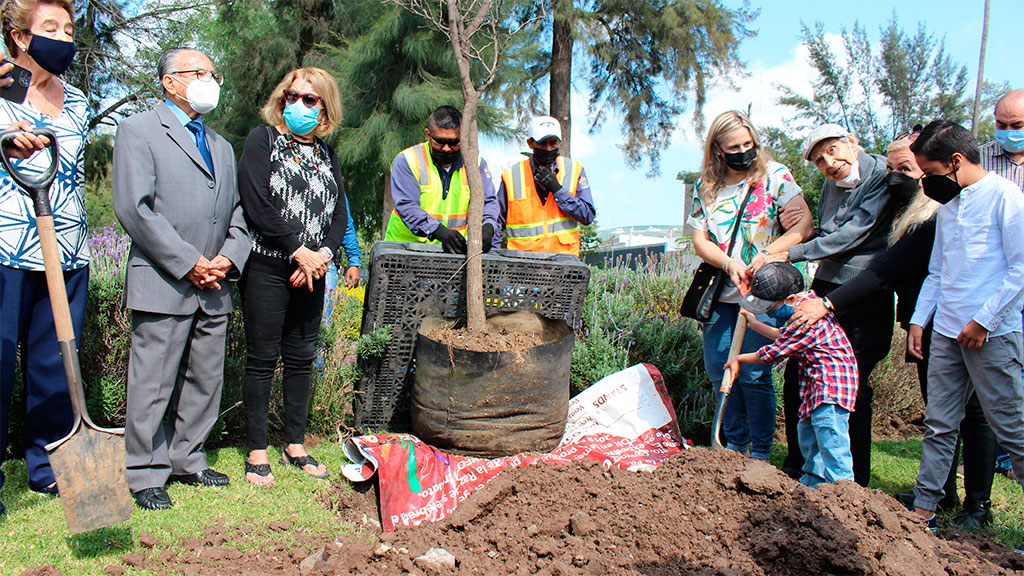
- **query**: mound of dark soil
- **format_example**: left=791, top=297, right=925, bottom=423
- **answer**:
left=50, top=448, right=1021, bottom=576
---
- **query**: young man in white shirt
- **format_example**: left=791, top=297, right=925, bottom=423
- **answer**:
left=906, top=120, right=1024, bottom=530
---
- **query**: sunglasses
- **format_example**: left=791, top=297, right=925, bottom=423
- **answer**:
left=429, top=134, right=460, bottom=148
left=283, top=89, right=322, bottom=107
left=894, top=124, right=924, bottom=142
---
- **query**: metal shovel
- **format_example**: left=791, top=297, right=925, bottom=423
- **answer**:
left=0, top=128, right=132, bottom=533
left=711, top=313, right=747, bottom=451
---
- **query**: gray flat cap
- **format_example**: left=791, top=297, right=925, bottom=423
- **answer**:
left=801, top=123, right=849, bottom=161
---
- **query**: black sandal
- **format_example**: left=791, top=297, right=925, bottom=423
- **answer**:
left=244, top=461, right=273, bottom=485
left=280, top=451, right=329, bottom=478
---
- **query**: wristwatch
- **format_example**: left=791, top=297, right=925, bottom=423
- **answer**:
left=822, top=297, right=835, bottom=313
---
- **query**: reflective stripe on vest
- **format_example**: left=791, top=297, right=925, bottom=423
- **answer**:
left=385, top=142, right=471, bottom=243
left=502, top=157, right=582, bottom=255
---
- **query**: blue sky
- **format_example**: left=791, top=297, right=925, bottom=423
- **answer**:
left=480, top=0, right=1024, bottom=230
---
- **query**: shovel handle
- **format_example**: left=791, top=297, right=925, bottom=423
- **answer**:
left=0, top=127, right=59, bottom=216
left=718, top=313, right=748, bottom=394
left=711, top=313, right=748, bottom=451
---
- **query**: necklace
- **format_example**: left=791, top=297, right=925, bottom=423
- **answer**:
left=283, top=133, right=320, bottom=173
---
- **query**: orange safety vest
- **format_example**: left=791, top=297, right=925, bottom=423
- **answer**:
left=501, top=157, right=583, bottom=255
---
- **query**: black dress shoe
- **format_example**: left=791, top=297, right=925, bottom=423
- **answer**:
left=956, top=500, right=993, bottom=531
left=133, top=487, right=173, bottom=510
left=168, top=468, right=230, bottom=487
left=29, top=481, right=59, bottom=496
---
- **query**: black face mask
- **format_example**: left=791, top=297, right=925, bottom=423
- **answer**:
left=431, top=147, right=460, bottom=166
left=532, top=147, right=559, bottom=166
left=722, top=147, right=757, bottom=172
left=885, top=171, right=920, bottom=210
left=921, top=168, right=962, bottom=205
left=27, top=35, right=76, bottom=76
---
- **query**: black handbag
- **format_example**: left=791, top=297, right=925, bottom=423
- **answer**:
left=680, top=184, right=756, bottom=322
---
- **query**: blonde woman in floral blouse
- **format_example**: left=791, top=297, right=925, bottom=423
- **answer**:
left=687, top=110, right=813, bottom=460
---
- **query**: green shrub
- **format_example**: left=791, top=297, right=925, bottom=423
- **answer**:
left=572, top=252, right=714, bottom=441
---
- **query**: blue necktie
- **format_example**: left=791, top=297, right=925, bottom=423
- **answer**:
left=186, top=119, right=214, bottom=176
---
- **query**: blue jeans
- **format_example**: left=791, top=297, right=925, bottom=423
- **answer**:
left=702, top=300, right=777, bottom=460
left=798, top=403, right=854, bottom=488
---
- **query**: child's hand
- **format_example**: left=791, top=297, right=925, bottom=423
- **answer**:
left=738, top=308, right=756, bottom=322
left=723, top=358, right=740, bottom=385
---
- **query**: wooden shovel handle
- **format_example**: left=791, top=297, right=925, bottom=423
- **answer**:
left=718, top=313, right=748, bottom=394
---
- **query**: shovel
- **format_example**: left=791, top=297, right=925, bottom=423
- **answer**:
left=0, top=128, right=132, bottom=533
left=711, top=313, right=747, bottom=451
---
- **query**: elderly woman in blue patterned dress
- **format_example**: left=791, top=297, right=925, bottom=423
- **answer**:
left=0, top=0, right=90, bottom=511
left=237, top=67, right=349, bottom=486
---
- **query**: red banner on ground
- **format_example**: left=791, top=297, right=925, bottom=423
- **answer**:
left=342, top=364, right=688, bottom=532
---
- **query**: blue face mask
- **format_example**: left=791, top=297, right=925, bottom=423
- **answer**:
left=767, top=303, right=793, bottom=322
left=27, top=35, right=76, bottom=76
left=995, top=129, right=1024, bottom=154
left=283, top=102, right=321, bottom=136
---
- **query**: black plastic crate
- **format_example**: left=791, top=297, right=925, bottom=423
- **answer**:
left=355, top=241, right=591, bottom=431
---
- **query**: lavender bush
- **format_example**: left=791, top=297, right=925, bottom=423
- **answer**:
left=572, top=253, right=714, bottom=442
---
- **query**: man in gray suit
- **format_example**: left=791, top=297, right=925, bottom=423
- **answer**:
left=112, top=47, right=250, bottom=510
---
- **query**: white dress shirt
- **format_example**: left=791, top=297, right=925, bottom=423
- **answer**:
left=911, top=172, right=1024, bottom=339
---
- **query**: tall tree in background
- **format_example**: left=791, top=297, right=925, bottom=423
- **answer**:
left=504, top=0, right=753, bottom=174
left=775, top=17, right=1005, bottom=154
left=72, top=0, right=209, bottom=129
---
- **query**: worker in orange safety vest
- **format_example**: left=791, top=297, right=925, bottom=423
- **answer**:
left=493, top=116, right=596, bottom=256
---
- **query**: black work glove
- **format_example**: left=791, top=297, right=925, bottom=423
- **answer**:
left=482, top=223, right=495, bottom=253
left=430, top=224, right=467, bottom=254
left=533, top=165, right=562, bottom=195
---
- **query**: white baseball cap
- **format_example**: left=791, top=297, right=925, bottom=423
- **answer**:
left=528, top=116, right=562, bottom=142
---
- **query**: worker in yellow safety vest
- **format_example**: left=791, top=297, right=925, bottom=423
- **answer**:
left=493, top=116, right=596, bottom=257
left=385, top=105, right=498, bottom=253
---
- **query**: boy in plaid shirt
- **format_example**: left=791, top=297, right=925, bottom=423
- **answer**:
left=725, top=262, right=859, bottom=487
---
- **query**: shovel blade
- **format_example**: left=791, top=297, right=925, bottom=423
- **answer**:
left=48, top=426, right=132, bottom=533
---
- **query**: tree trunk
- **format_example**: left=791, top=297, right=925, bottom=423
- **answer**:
left=549, top=0, right=573, bottom=156
left=970, top=0, right=990, bottom=136
left=446, top=0, right=488, bottom=333
left=381, top=173, right=393, bottom=239
left=461, top=94, right=486, bottom=332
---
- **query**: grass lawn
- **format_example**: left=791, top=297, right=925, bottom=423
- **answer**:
left=2, top=438, right=1021, bottom=574
left=0, top=445, right=357, bottom=575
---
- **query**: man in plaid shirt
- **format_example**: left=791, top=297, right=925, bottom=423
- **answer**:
left=726, top=262, right=859, bottom=488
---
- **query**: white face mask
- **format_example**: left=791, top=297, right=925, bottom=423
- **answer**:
left=183, top=78, right=220, bottom=115
left=836, top=159, right=860, bottom=188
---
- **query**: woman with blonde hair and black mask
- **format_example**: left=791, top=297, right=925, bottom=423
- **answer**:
left=688, top=110, right=814, bottom=460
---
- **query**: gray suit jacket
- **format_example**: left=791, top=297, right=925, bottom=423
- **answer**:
left=113, top=103, right=251, bottom=316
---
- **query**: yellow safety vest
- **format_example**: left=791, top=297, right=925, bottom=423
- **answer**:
left=501, top=157, right=583, bottom=255
left=385, top=143, right=470, bottom=244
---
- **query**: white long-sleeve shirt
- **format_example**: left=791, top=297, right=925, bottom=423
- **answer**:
left=911, top=172, right=1024, bottom=339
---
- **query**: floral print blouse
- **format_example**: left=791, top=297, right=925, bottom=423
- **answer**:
left=687, top=161, right=802, bottom=301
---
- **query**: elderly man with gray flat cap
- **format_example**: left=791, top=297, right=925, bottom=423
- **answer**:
left=761, top=123, right=899, bottom=488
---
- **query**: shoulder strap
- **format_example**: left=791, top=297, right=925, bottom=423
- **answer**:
left=726, top=183, right=756, bottom=255
left=264, top=125, right=275, bottom=149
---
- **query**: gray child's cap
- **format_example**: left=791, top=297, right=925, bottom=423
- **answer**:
left=750, top=262, right=804, bottom=302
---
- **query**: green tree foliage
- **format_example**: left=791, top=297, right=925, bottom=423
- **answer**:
left=776, top=16, right=1007, bottom=153
left=505, top=0, right=754, bottom=176
left=71, top=0, right=209, bottom=129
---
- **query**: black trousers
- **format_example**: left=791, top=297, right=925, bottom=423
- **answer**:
left=782, top=278, right=894, bottom=487
left=241, top=254, right=325, bottom=450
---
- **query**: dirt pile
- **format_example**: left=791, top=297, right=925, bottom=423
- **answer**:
left=33, top=449, right=1021, bottom=576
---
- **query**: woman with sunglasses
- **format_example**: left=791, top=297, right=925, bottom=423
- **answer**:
left=237, top=67, right=349, bottom=485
